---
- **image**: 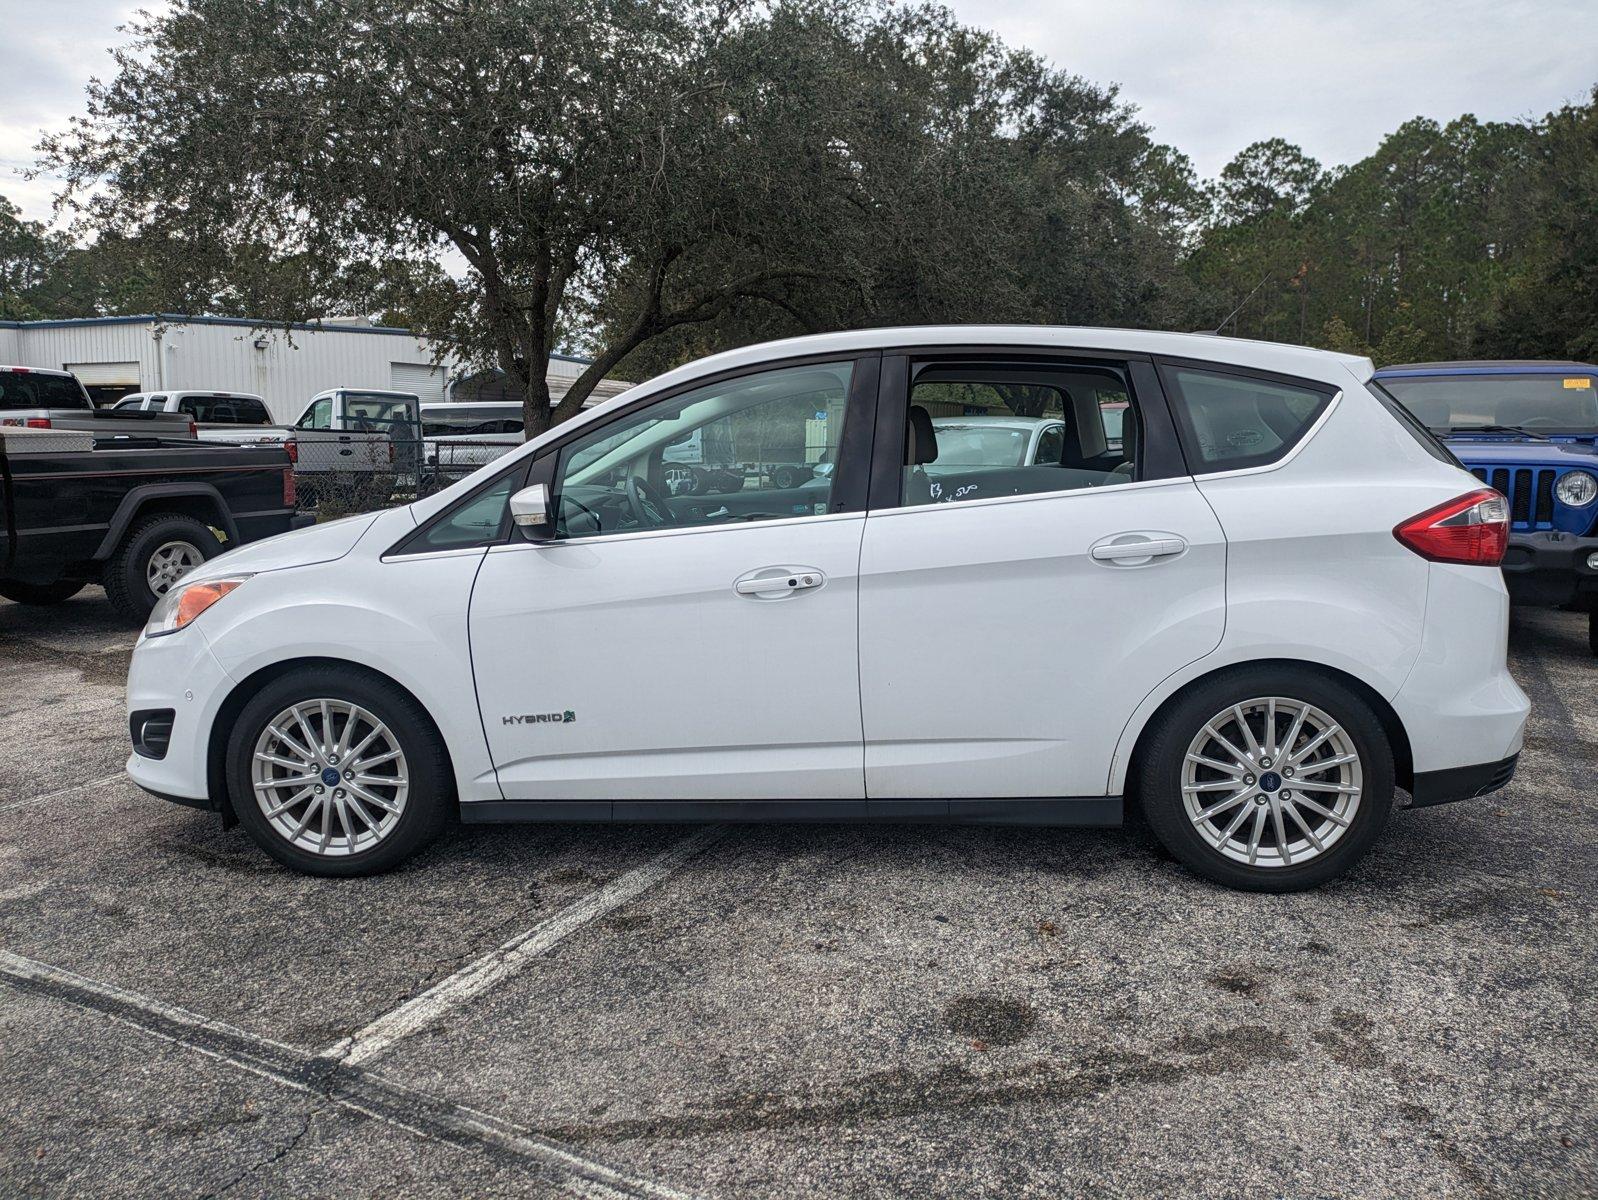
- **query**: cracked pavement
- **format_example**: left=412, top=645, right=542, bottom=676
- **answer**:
left=1, top=589, right=1595, bottom=1198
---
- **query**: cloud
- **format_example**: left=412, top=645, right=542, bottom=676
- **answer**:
left=0, top=0, right=155, bottom=224
left=950, top=0, right=1597, bottom=176
left=3, top=0, right=1594, bottom=225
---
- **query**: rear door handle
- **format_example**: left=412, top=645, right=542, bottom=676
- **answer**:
left=1090, top=535, right=1187, bottom=563
left=734, top=566, right=825, bottom=597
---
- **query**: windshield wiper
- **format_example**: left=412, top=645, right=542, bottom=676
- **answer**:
left=1448, top=424, right=1550, bottom=441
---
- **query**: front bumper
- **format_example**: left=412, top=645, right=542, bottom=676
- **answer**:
left=1409, top=753, right=1519, bottom=808
left=124, top=625, right=236, bottom=807
left=1501, top=530, right=1598, bottom=608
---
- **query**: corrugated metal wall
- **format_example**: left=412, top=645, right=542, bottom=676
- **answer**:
left=2, top=318, right=627, bottom=423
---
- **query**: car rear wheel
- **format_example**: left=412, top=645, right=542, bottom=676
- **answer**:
left=0, top=578, right=86, bottom=605
left=103, top=512, right=224, bottom=623
left=1138, top=667, right=1394, bottom=892
left=227, top=667, right=452, bottom=876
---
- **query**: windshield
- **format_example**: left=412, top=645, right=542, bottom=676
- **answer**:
left=0, top=370, right=90, bottom=411
left=932, top=426, right=1031, bottom=466
left=1381, top=373, right=1598, bottom=433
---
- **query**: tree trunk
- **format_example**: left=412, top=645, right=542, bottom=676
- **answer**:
left=522, top=368, right=553, bottom=440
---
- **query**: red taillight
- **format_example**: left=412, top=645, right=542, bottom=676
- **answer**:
left=187, top=419, right=198, bottom=438
left=1394, top=488, right=1509, bottom=565
left=282, top=437, right=298, bottom=463
left=282, top=467, right=296, bottom=507
left=25, top=418, right=51, bottom=429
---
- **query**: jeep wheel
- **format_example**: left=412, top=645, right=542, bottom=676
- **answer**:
left=103, top=512, right=223, bottom=624
left=0, top=578, right=87, bottom=605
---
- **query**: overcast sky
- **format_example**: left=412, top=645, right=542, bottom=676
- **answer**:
left=3, top=0, right=1595, bottom=227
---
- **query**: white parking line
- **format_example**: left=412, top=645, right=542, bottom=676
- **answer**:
left=325, top=824, right=728, bottom=1069
left=0, top=771, right=127, bottom=814
left=0, top=949, right=697, bottom=1200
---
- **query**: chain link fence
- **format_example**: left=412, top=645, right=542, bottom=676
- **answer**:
left=289, top=432, right=520, bottom=519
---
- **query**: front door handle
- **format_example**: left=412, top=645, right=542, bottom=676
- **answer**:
left=1089, top=534, right=1188, bottom=564
left=734, top=566, right=826, bottom=598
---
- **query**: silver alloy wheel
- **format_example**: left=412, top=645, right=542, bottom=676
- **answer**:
left=1181, top=696, right=1363, bottom=868
left=251, top=699, right=409, bottom=857
left=146, top=540, right=204, bottom=596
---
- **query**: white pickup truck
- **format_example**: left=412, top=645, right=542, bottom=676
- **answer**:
left=1, top=366, right=196, bottom=440
left=117, top=388, right=416, bottom=492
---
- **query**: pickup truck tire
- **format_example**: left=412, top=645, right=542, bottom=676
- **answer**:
left=226, top=666, right=452, bottom=876
left=0, top=578, right=87, bottom=605
left=103, top=512, right=224, bottom=623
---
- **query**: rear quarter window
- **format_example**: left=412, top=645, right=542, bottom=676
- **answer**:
left=1159, top=364, right=1334, bottom=473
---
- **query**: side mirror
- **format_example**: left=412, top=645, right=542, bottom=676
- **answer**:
left=509, top=483, right=554, bottom=540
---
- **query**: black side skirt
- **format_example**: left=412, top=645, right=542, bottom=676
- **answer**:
left=460, top=797, right=1123, bottom=826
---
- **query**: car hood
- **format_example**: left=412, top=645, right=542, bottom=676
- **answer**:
left=194, top=512, right=382, bottom=579
left=1443, top=437, right=1598, bottom=466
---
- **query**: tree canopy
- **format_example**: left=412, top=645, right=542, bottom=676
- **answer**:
left=15, top=0, right=1598, bottom=413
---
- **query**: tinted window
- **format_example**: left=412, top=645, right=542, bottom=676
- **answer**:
left=179, top=395, right=271, bottom=424
left=0, top=371, right=90, bottom=411
left=113, top=397, right=147, bottom=411
left=1162, top=366, right=1333, bottom=472
left=900, top=363, right=1138, bottom=507
left=553, top=362, right=854, bottom=538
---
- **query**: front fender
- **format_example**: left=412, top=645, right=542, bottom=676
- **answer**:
left=200, top=549, right=499, bottom=803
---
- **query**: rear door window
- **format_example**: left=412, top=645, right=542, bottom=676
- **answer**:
left=1159, top=365, right=1334, bottom=473
left=179, top=395, right=271, bottom=424
left=0, top=371, right=90, bottom=410
left=897, top=361, right=1140, bottom=507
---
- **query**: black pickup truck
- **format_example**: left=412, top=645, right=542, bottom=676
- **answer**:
left=0, top=427, right=305, bottom=622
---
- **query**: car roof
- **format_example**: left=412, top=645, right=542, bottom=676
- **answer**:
left=1376, top=360, right=1598, bottom=376
left=0, top=364, right=76, bottom=378
left=616, top=326, right=1373, bottom=409
left=930, top=415, right=1058, bottom=430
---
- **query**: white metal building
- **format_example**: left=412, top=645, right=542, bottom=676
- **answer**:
left=0, top=314, right=627, bottom=422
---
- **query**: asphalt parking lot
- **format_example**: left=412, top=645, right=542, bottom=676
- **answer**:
left=1, top=591, right=1594, bottom=1199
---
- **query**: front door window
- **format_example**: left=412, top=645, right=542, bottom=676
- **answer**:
left=552, top=362, right=855, bottom=537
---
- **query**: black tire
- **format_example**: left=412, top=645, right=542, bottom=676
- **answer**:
left=1137, top=666, right=1394, bottom=892
left=226, top=665, right=452, bottom=876
left=0, top=578, right=86, bottom=605
left=103, top=513, right=224, bottom=624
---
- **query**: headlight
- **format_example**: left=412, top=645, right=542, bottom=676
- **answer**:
left=1555, top=470, right=1598, bottom=507
left=143, top=575, right=251, bottom=638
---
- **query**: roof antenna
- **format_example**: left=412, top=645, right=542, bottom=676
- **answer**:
left=1207, top=272, right=1273, bottom=336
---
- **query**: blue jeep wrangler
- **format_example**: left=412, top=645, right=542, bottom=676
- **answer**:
left=1373, top=361, right=1598, bottom=655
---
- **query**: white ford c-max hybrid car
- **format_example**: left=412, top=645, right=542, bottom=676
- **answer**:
left=125, top=327, right=1529, bottom=891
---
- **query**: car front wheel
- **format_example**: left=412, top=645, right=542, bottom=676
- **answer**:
left=1138, top=667, right=1394, bottom=892
left=226, top=667, right=452, bottom=876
